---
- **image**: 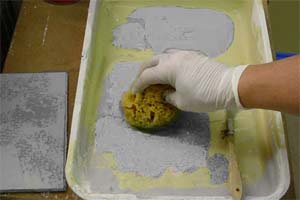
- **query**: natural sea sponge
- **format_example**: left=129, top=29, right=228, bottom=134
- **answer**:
left=121, top=84, right=178, bottom=129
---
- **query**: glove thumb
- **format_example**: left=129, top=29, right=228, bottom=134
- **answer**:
left=164, top=90, right=181, bottom=109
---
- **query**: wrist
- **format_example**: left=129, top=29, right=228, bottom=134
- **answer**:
left=237, top=64, right=263, bottom=109
left=215, top=65, right=248, bottom=110
left=231, top=65, right=249, bottom=109
left=238, top=57, right=300, bottom=113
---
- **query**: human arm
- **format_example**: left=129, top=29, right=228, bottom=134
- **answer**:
left=238, top=55, right=300, bottom=114
left=131, top=50, right=300, bottom=114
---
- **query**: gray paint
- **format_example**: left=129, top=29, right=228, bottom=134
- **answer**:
left=94, top=6, right=233, bottom=193
left=207, top=154, right=229, bottom=184
left=0, top=73, right=67, bottom=192
left=96, top=62, right=228, bottom=183
left=113, top=7, right=234, bottom=57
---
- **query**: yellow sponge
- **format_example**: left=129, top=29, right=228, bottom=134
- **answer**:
left=121, top=84, right=179, bottom=129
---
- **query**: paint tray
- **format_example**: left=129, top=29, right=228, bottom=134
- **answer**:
left=66, top=1, right=290, bottom=199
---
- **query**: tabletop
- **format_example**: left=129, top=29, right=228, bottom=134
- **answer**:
left=1, top=0, right=88, bottom=199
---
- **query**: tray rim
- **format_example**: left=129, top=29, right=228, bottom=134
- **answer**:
left=65, top=0, right=290, bottom=199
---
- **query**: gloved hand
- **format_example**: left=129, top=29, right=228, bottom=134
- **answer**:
left=131, top=50, right=248, bottom=112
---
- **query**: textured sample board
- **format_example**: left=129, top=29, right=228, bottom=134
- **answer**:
left=113, top=7, right=234, bottom=57
left=0, top=73, right=67, bottom=192
left=95, top=62, right=228, bottom=189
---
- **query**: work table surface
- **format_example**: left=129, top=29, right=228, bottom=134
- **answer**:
left=1, top=0, right=88, bottom=199
left=0, top=0, right=296, bottom=199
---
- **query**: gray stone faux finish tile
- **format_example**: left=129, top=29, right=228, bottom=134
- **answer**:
left=0, top=72, right=67, bottom=192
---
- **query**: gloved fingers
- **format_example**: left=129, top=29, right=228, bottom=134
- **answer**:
left=163, top=48, right=182, bottom=54
left=164, top=90, right=182, bottom=109
left=164, top=48, right=208, bottom=57
left=131, top=54, right=172, bottom=93
left=136, top=54, right=170, bottom=80
left=131, top=67, right=167, bottom=93
left=130, top=55, right=161, bottom=93
left=139, top=55, right=160, bottom=72
left=193, top=50, right=208, bottom=57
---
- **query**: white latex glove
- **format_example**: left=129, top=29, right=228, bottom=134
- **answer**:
left=131, top=50, right=248, bottom=112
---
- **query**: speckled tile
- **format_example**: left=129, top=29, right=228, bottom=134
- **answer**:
left=0, top=72, right=67, bottom=192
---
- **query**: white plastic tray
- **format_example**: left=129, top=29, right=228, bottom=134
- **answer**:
left=66, top=1, right=290, bottom=199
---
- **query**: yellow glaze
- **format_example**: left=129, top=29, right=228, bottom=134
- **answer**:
left=99, top=152, right=218, bottom=191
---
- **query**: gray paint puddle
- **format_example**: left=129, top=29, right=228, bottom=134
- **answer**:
left=113, top=7, right=234, bottom=57
left=96, top=6, right=233, bottom=186
left=96, top=62, right=228, bottom=184
left=0, top=73, right=67, bottom=192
